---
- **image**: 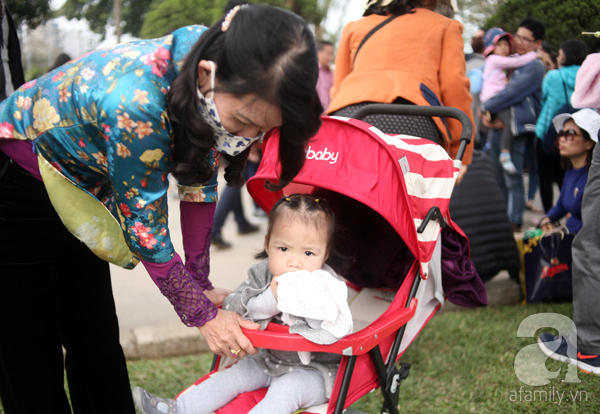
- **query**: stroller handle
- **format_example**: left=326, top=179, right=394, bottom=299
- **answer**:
left=349, top=104, right=472, bottom=163
left=240, top=298, right=418, bottom=356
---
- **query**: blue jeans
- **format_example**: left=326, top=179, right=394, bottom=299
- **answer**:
left=524, top=136, right=539, bottom=201
left=488, top=129, right=528, bottom=226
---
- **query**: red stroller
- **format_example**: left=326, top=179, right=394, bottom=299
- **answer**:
left=180, top=105, right=477, bottom=414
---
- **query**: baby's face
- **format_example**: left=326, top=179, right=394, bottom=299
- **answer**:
left=265, top=215, right=329, bottom=277
left=494, top=39, right=511, bottom=57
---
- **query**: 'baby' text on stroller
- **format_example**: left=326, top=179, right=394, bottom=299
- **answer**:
left=306, top=146, right=338, bottom=164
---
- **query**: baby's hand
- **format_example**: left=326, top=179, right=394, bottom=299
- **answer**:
left=270, top=276, right=279, bottom=301
left=205, top=287, right=231, bottom=307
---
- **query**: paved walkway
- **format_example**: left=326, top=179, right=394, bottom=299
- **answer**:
left=111, top=176, right=547, bottom=360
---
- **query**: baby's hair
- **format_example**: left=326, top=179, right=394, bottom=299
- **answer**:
left=255, top=194, right=344, bottom=269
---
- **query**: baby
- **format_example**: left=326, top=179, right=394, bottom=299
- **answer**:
left=133, top=194, right=352, bottom=414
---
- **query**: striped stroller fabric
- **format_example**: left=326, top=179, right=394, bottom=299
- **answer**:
left=324, top=116, right=458, bottom=278
left=364, top=124, right=458, bottom=277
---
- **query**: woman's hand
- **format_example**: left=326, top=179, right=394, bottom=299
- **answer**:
left=204, top=287, right=231, bottom=307
left=198, top=309, right=260, bottom=358
left=480, top=109, right=505, bottom=130
left=540, top=217, right=555, bottom=233
left=456, top=164, right=468, bottom=185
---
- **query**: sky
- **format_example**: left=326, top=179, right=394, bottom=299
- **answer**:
left=47, top=0, right=472, bottom=57
left=49, top=0, right=367, bottom=54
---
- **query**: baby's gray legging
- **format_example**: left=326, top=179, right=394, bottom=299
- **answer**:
left=177, top=357, right=328, bottom=414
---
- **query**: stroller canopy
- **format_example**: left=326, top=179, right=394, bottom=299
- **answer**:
left=248, top=116, right=459, bottom=278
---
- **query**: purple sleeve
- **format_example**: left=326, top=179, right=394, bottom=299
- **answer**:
left=0, top=139, right=42, bottom=180
left=140, top=200, right=219, bottom=327
left=180, top=200, right=216, bottom=290
left=143, top=253, right=217, bottom=327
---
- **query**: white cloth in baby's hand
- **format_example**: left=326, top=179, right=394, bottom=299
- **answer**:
left=276, top=269, right=353, bottom=340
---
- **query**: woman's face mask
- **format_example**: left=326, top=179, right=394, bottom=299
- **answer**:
left=197, top=61, right=265, bottom=156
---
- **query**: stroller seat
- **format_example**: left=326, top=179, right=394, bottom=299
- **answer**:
left=180, top=108, right=476, bottom=414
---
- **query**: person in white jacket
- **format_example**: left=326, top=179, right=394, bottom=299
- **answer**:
left=537, top=53, right=600, bottom=376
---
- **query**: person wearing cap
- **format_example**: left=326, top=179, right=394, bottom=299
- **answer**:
left=537, top=107, right=600, bottom=375
left=538, top=109, right=598, bottom=234
left=480, top=17, right=546, bottom=233
left=480, top=27, right=537, bottom=175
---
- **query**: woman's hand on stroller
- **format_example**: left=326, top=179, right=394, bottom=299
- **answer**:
left=204, top=287, right=231, bottom=307
left=198, top=309, right=260, bottom=358
left=456, top=164, right=468, bottom=185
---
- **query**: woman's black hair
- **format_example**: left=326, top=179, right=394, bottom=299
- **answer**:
left=560, top=127, right=595, bottom=172
left=168, top=5, right=322, bottom=189
left=540, top=40, right=553, bottom=54
left=560, top=39, right=589, bottom=67
left=255, top=194, right=345, bottom=271
left=48, top=53, right=72, bottom=72
left=363, top=0, right=423, bottom=17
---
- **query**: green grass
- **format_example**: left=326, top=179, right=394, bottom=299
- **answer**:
left=128, top=354, right=214, bottom=399
left=2, top=302, right=599, bottom=413
left=353, top=301, right=600, bottom=413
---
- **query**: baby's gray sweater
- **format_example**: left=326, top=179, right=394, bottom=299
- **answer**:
left=223, top=260, right=343, bottom=397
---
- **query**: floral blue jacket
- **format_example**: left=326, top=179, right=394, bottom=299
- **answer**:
left=0, top=25, right=219, bottom=268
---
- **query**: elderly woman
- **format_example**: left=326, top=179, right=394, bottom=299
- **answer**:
left=328, top=0, right=474, bottom=176
left=0, top=5, right=322, bottom=412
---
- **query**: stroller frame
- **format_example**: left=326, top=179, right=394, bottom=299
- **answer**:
left=201, top=104, right=472, bottom=414
left=329, top=104, right=471, bottom=414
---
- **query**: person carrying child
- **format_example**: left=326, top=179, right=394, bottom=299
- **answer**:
left=480, top=27, right=538, bottom=174
left=133, top=194, right=352, bottom=414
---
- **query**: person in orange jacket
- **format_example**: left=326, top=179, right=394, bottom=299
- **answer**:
left=328, top=0, right=474, bottom=181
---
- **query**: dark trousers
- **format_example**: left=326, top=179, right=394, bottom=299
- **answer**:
left=571, top=141, right=600, bottom=354
left=497, top=108, right=513, bottom=152
left=0, top=154, right=135, bottom=414
left=536, top=139, right=565, bottom=213
left=212, top=161, right=259, bottom=235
